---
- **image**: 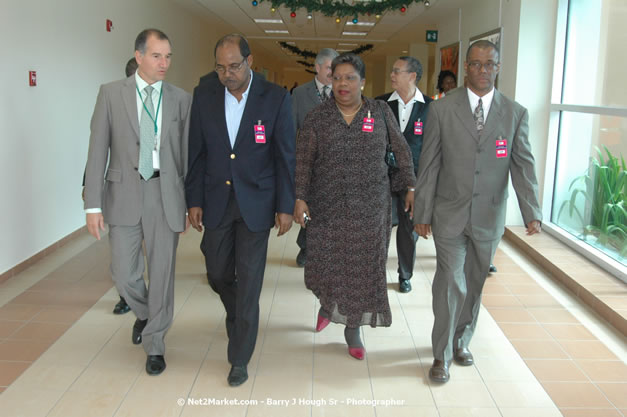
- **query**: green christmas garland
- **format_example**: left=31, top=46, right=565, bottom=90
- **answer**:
left=255, top=0, right=427, bottom=18
left=280, top=42, right=374, bottom=60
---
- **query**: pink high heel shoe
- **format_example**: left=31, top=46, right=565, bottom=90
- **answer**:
left=315, top=314, right=330, bottom=332
left=348, top=346, right=366, bottom=360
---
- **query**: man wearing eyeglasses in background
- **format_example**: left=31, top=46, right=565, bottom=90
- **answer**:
left=413, top=40, right=542, bottom=383
left=185, top=33, right=296, bottom=387
left=376, top=56, right=432, bottom=294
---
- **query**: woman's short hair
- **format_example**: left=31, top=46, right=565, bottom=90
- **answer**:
left=331, top=53, right=366, bottom=79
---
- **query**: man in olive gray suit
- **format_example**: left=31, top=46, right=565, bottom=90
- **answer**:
left=84, top=29, right=191, bottom=376
left=414, top=40, right=542, bottom=383
left=291, top=47, right=338, bottom=266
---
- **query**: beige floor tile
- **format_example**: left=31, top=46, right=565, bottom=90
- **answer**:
left=31, top=305, right=89, bottom=324
left=430, top=380, right=495, bottom=407
left=247, top=404, right=311, bottom=417
left=311, top=405, right=376, bottom=417
left=525, top=359, right=588, bottom=382
left=487, top=308, right=537, bottom=323
left=0, top=387, right=65, bottom=417
left=499, top=407, right=563, bottom=417
left=69, top=365, right=139, bottom=396
left=180, top=403, right=247, bottom=417
left=9, top=360, right=84, bottom=392
left=510, top=339, right=569, bottom=359
left=541, top=382, right=613, bottom=407
left=576, top=360, right=627, bottom=382
left=128, top=367, right=199, bottom=398
left=312, top=375, right=373, bottom=404
left=47, top=390, right=124, bottom=417
left=498, top=323, right=553, bottom=340
left=250, top=374, right=312, bottom=402
left=474, top=355, right=536, bottom=381
left=596, top=383, right=627, bottom=408
left=486, top=380, right=555, bottom=407
left=375, top=406, right=439, bottom=417
left=481, top=295, right=524, bottom=308
left=437, top=408, right=502, bottom=417
left=0, top=319, right=24, bottom=338
left=543, top=323, right=597, bottom=340
left=115, top=391, right=191, bottom=417
left=529, top=308, right=579, bottom=324
left=558, top=340, right=619, bottom=360
left=559, top=409, right=623, bottom=417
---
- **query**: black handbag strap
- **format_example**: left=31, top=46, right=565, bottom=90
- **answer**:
left=377, top=101, right=392, bottom=146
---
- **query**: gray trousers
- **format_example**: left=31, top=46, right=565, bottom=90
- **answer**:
left=109, top=177, right=179, bottom=356
left=431, top=225, right=500, bottom=362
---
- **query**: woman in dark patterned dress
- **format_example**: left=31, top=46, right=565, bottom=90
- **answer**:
left=294, top=54, right=416, bottom=360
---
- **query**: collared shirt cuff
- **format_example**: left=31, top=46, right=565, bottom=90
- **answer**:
left=85, top=208, right=102, bottom=214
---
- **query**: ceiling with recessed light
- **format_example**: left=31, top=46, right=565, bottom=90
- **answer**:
left=175, top=0, right=470, bottom=70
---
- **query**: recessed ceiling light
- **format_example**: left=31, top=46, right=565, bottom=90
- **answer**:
left=336, top=49, right=351, bottom=52
left=346, top=21, right=375, bottom=26
left=265, top=29, right=289, bottom=34
left=254, top=19, right=284, bottom=24
left=402, top=50, right=408, bottom=53
left=342, top=31, right=368, bottom=36
left=338, top=43, right=358, bottom=46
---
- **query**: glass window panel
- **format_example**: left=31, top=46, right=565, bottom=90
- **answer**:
left=551, top=111, right=627, bottom=265
left=562, top=0, right=627, bottom=107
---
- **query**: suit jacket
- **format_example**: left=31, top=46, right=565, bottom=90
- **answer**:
left=376, top=91, right=432, bottom=174
left=291, top=79, right=323, bottom=131
left=185, top=74, right=296, bottom=232
left=84, top=75, right=192, bottom=232
left=414, top=88, right=542, bottom=241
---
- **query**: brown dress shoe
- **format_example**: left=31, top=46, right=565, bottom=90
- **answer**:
left=454, top=347, right=474, bottom=366
left=429, top=359, right=450, bottom=383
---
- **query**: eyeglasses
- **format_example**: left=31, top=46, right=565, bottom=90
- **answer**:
left=390, top=68, right=411, bottom=75
left=467, top=61, right=499, bottom=72
left=332, top=74, right=360, bottom=82
left=215, top=57, right=247, bottom=74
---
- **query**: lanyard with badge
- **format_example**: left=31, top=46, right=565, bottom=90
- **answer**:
left=136, top=85, right=163, bottom=154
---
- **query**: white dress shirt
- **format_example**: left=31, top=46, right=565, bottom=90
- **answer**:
left=225, top=71, right=253, bottom=148
left=388, top=87, right=425, bottom=132
left=467, top=87, right=495, bottom=121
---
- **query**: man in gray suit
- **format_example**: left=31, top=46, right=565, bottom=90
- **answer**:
left=84, top=29, right=192, bottom=376
left=291, top=47, right=338, bottom=266
left=414, top=40, right=542, bottom=383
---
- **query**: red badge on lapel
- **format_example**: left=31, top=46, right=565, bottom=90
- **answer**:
left=496, top=138, right=508, bottom=158
left=414, top=120, right=423, bottom=135
left=362, top=117, right=374, bottom=132
left=254, top=121, right=266, bottom=144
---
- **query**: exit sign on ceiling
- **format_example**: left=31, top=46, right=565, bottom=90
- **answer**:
left=426, top=30, right=438, bottom=42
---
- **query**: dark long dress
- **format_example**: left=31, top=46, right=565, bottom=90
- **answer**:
left=295, top=96, right=416, bottom=328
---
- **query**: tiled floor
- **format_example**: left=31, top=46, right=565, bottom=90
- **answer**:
left=0, top=226, right=625, bottom=416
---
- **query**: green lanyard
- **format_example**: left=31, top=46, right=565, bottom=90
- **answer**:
left=136, top=85, right=163, bottom=136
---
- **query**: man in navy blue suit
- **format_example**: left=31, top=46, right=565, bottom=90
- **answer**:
left=186, top=34, right=296, bottom=387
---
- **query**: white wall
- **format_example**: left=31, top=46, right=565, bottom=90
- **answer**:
left=0, top=0, right=231, bottom=274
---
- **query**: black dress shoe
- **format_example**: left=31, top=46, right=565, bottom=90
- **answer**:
left=113, top=297, right=131, bottom=315
left=296, top=249, right=306, bottom=267
left=489, top=264, right=497, bottom=273
left=399, top=278, right=412, bottom=293
left=145, top=355, right=166, bottom=375
left=429, top=359, right=450, bottom=383
left=454, top=347, right=474, bottom=366
left=227, top=365, right=248, bottom=387
left=132, top=318, right=148, bottom=345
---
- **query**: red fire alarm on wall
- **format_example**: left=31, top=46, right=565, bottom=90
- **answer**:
left=106, top=19, right=113, bottom=32
left=29, top=71, right=37, bottom=86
